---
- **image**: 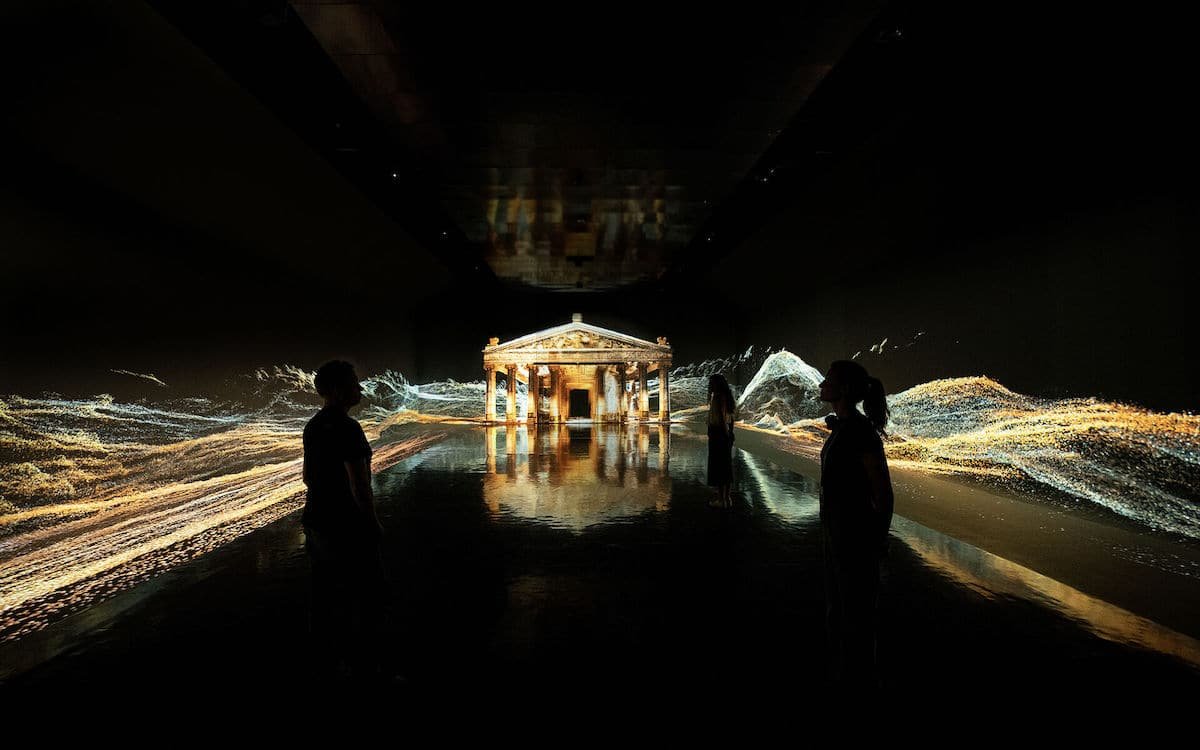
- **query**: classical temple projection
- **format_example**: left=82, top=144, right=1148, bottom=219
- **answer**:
left=483, top=314, right=672, bottom=423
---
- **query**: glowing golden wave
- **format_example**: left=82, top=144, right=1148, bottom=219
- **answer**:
left=738, top=376, right=1200, bottom=535
left=0, top=422, right=444, bottom=643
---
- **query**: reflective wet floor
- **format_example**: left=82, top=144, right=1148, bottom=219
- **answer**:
left=3, top=424, right=1197, bottom=695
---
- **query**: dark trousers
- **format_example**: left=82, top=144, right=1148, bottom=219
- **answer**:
left=303, top=524, right=386, bottom=678
left=821, top=522, right=882, bottom=686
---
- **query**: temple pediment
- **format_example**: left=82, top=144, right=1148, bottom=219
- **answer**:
left=484, top=318, right=670, bottom=357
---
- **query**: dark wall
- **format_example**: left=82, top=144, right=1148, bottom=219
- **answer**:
left=0, top=1, right=442, bottom=396
left=0, top=149, right=423, bottom=397
left=725, top=190, right=1194, bottom=409
left=712, top=2, right=1196, bottom=411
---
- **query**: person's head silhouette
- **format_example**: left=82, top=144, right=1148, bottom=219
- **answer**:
left=315, top=360, right=363, bottom=412
left=708, top=373, right=735, bottom=414
left=708, top=373, right=731, bottom=398
left=819, top=360, right=889, bottom=433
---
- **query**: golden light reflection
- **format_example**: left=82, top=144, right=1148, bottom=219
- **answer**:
left=482, top=424, right=671, bottom=531
left=891, top=515, right=1200, bottom=668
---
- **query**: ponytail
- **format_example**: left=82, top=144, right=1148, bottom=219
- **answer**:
left=862, top=376, right=889, bottom=435
left=828, top=360, right=890, bottom=435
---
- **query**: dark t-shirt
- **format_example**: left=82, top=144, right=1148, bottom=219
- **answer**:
left=301, top=407, right=373, bottom=533
left=819, top=412, right=889, bottom=554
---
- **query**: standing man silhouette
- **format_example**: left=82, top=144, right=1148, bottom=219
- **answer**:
left=302, top=360, right=385, bottom=682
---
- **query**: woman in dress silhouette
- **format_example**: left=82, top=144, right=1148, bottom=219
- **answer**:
left=707, top=373, right=736, bottom=508
left=818, top=360, right=894, bottom=686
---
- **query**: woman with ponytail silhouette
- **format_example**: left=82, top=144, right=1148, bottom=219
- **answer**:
left=818, top=360, right=894, bottom=686
left=706, top=374, right=737, bottom=508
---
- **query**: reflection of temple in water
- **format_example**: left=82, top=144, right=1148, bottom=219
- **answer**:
left=483, top=424, right=672, bottom=530
left=483, top=314, right=672, bottom=424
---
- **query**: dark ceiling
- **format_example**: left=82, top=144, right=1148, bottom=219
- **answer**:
left=150, top=0, right=885, bottom=291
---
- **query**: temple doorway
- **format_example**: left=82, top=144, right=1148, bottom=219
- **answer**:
left=568, top=389, right=591, bottom=418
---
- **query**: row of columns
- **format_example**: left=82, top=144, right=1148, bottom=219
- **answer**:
left=483, top=363, right=669, bottom=423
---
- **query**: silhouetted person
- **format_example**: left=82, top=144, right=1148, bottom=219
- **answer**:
left=302, top=360, right=386, bottom=682
left=707, top=374, right=736, bottom=509
left=818, top=360, right=894, bottom=686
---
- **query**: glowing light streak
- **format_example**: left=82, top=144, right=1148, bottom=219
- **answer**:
left=893, top=515, right=1200, bottom=667
left=738, top=376, right=1200, bottom=539
left=0, top=420, right=443, bottom=642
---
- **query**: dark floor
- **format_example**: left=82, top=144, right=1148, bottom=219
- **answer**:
left=3, top=424, right=1197, bottom=697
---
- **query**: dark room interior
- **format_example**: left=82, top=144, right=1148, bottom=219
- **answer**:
left=1, top=1, right=1196, bottom=698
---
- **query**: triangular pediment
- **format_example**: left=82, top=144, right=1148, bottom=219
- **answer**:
left=486, top=321, right=669, bottom=353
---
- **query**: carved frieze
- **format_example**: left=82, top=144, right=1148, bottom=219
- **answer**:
left=484, top=319, right=671, bottom=368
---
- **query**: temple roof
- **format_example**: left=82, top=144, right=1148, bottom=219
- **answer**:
left=484, top=315, right=670, bottom=359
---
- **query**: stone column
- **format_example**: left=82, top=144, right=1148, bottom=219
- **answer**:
left=637, top=362, right=649, bottom=421
left=549, top=367, right=561, bottom=423
left=484, top=365, right=496, bottom=422
left=602, top=367, right=611, bottom=422
left=506, top=364, right=518, bottom=423
left=527, top=364, right=539, bottom=425
left=658, top=363, right=670, bottom=422
left=617, top=367, right=627, bottom=423
left=558, top=367, right=569, bottom=421
left=592, top=367, right=604, bottom=422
